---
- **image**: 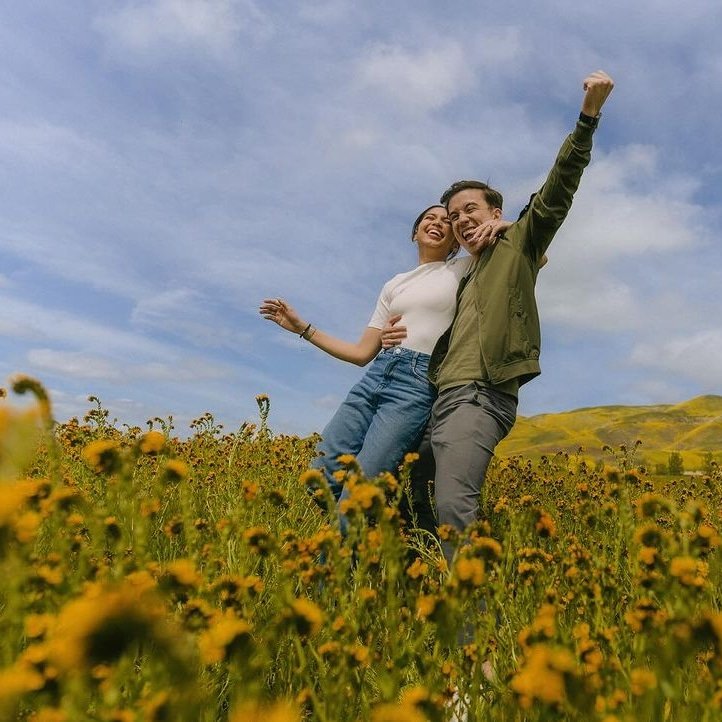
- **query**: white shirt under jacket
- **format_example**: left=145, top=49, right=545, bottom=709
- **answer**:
left=367, top=257, right=472, bottom=356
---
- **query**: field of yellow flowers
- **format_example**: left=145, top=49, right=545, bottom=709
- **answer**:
left=2, top=376, right=722, bottom=722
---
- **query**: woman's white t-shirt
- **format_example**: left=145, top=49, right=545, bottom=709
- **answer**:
left=367, top=257, right=472, bottom=355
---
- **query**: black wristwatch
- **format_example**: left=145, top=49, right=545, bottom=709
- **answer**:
left=578, top=111, right=600, bottom=128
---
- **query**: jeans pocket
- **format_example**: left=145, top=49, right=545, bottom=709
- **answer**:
left=410, top=356, right=432, bottom=385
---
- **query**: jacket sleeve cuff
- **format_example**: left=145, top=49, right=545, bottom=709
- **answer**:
left=572, top=120, right=595, bottom=145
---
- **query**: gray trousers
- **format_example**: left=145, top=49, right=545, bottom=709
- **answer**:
left=407, top=382, right=517, bottom=564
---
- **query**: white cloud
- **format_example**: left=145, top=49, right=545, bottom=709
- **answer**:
left=27, top=348, right=231, bottom=383
left=313, top=394, right=342, bottom=411
left=297, top=0, right=353, bottom=24
left=95, top=0, right=272, bottom=57
left=0, top=120, right=107, bottom=169
left=0, top=295, right=168, bottom=357
left=356, top=41, right=475, bottom=112
left=534, top=142, right=707, bottom=333
left=28, top=350, right=125, bottom=381
left=131, top=288, right=252, bottom=349
left=2, top=1, right=721, bottom=436
left=0, top=226, right=150, bottom=301
left=537, top=145, right=703, bottom=265
left=560, top=146, right=702, bottom=259
left=627, top=378, right=690, bottom=405
left=630, top=329, right=722, bottom=387
left=540, top=278, right=640, bottom=331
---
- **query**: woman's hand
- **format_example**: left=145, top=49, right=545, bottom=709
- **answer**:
left=380, top=314, right=407, bottom=349
left=259, top=298, right=306, bottom=334
left=465, top=218, right=512, bottom=253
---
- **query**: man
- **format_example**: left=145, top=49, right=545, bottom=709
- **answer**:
left=391, top=71, right=614, bottom=563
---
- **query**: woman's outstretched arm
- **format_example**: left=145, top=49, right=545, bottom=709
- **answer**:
left=259, top=298, right=382, bottom=367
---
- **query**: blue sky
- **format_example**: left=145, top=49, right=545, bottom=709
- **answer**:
left=1, top=1, right=721, bottom=436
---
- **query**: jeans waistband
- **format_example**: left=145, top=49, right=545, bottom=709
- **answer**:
left=378, top=347, right=431, bottom=362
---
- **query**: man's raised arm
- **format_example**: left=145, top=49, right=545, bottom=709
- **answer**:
left=516, top=70, right=614, bottom=263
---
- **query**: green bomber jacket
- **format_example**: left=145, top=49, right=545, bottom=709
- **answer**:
left=428, top=120, right=596, bottom=389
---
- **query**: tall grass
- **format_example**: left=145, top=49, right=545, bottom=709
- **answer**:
left=1, top=378, right=722, bottom=721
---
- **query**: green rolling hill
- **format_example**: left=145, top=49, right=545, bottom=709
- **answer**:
left=497, top=394, right=722, bottom=470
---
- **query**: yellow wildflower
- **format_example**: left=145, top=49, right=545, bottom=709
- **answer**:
left=637, top=546, right=658, bottom=567
left=633, top=522, right=668, bottom=548
left=0, top=663, right=45, bottom=707
left=13, top=511, right=42, bottom=543
left=139, top=692, right=172, bottom=722
left=624, top=598, right=666, bottom=632
left=317, top=641, right=341, bottom=659
left=371, top=704, right=426, bottom=722
left=139, top=430, right=165, bottom=454
left=198, top=613, right=253, bottom=664
left=669, top=555, right=707, bottom=587
left=283, top=598, right=323, bottom=637
left=336, top=454, right=357, bottom=466
left=29, top=709, right=68, bottom=722
left=331, top=615, right=346, bottom=633
left=345, top=643, right=369, bottom=667
left=339, top=482, right=384, bottom=515
left=510, top=644, right=577, bottom=709
left=163, top=559, right=203, bottom=589
left=104, top=516, right=121, bottom=541
left=453, top=557, right=485, bottom=588
left=634, top=492, right=672, bottom=519
left=25, top=614, right=55, bottom=640
left=534, top=510, right=557, bottom=538
left=471, top=536, right=503, bottom=561
left=358, top=587, right=377, bottom=603
left=125, top=569, right=158, bottom=594
left=692, top=610, right=722, bottom=656
left=229, top=700, right=299, bottom=722
left=242, top=479, right=260, bottom=500
left=164, top=459, right=188, bottom=482
left=81, top=439, right=121, bottom=474
left=106, top=710, right=134, bottom=722
left=694, top=523, right=722, bottom=550
left=0, top=481, right=36, bottom=526
left=35, top=564, right=63, bottom=587
left=416, top=595, right=438, bottom=620
left=299, top=468, right=324, bottom=486
left=406, top=558, right=429, bottom=580
left=242, top=526, right=274, bottom=555
left=630, top=668, right=657, bottom=696
left=46, top=580, right=175, bottom=672
left=518, top=604, right=557, bottom=649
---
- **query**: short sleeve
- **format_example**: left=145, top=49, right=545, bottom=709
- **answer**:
left=447, top=256, right=472, bottom=281
left=367, top=282, right=392, bottom=329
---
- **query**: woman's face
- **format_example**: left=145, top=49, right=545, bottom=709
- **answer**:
left=414, top=206, right=456, bottom=257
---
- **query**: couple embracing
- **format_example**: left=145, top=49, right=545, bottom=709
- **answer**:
left=260, top=70, right=614, bottom=567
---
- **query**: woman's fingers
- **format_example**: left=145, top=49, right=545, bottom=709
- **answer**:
left=259, top=298, right=288, bottom=324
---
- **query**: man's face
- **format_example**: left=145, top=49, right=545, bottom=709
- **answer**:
left=447, top=189, right=502, bottom=254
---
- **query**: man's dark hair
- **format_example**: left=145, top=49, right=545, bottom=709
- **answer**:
left=440, top=180, right=503, bottom=210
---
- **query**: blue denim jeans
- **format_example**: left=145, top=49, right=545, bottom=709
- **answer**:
left=312, top=347, right=436, bottom=501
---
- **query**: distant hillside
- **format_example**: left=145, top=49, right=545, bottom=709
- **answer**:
left=497, top=395, right=722, bottom=470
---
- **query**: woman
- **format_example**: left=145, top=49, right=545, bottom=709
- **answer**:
left=259, top=206, right=507, bottom=500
